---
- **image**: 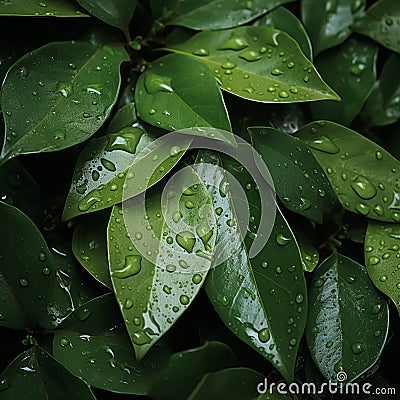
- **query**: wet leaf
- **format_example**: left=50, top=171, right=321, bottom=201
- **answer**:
left=76, top=0, right=137, bottom=39
left=306, top=253, right=389, bottom=382
left=351, top=0, right=400, bottom=54
left=302, top=0, right=366, bottom=55
left=72, top=210, right=112, bottom=289
left=296, top=121, right=400, bottom=223
left=0, top=346, right=96, bottom=399
left=169, top=26, right=339, bottom=103
left=310, top=37, right=378, bottom=126
left=292, top=224, right=320, bottom=272
left=365, top=222, right=400, bottom=314
left=0, top=202, right=71, bottom=330
left=108, top=166, right=216, bottom=360
left=0, top=41, right=129, bottom=163
left=135, top=54, right=232, bottom=134
left=249, top=127, right=340, bottom=223
left=107, top=102, right=137, bottom=133
left=197, top=151, right=307, bottom=382
left=150, top=0, right=296, bottom=30
left=254, top=6, right=312, bottom=60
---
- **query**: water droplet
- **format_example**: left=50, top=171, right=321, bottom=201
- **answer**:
left=60, top=337, right=70, bottom=347
left=295, top=293, right=304, bottom=304
left=271, top=68, right=283, bottom=76
left=239, top=50, right=261, bottom=62
left=112, top=255, right=142, bottom=278
left=148, top=108, right=156, bottom=115
left=218, top=36, right=249, bottom=50
left=261, top=261, right=268, bottom=269
left=278, top=90, right=289, bottom=98
left=276, top=233, right=291, bottom=246
left=289, top=338, right=297, bottom=346
left=373, top=205, right=384, bottom=216
left=192, top=274, right=202, bottom=284
left=193, top=48, right=209, bottom=56
left=166, top=264, right=176, bottom=273
left=42, top=267, right=51, bottom=276
left=145, top=72, right=173, bottom=94
left=78, top=308, right=91, bottom=321
left=18, top=66, right=29, bottom=78
left=370, top=304, right=382, bottom=315
left=369, top=256, right=380, bottom=265
left=169, top=145, right=181, bottom=156
left=185, top=201, right=194, bottom=209
left=379, top=275, right=387, bottom=282
left=258, top=328, right=270, bottom=343
left=123, top=299, right=133, bottom=309
left=351, top=342, right=364, bottom=355
left=351, top=0, right=364, bottom=14
left=350, top=63, right=366, bottom=76
left=346, top=276, right=356, bottom=284
left=355, top=203, right=370, bottom=215
left=180, top=295, right=189, bottom=305
left=176, top=231, right=196, bottom=253
left=101, top=158, right=116, bottom=172
left=351, top=176, right=377, bottom=200
left=19, top=278, right=29, bottom=287
left=215, top=207, right=223, bottom=216
left=314, top=279, right=324, bottom=288
left=163, top=285, right=172, bottom=295
left=132, top=331, right=151, bottom=345
left=309, top=136, right=340, bottom=154
left=0, top=377, right=9, bottom=391
left=326, top=341, right=333, bottom=348
left=221, top=61, right=236, bottom=69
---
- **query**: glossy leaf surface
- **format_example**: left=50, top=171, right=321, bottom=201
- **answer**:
left=306, top=254, right=389, bottom=382
left=169, top=26, right=339, bottom=103
left=0, top=41, right=129, bottom=163
left=296, top=121, right=400, bottom=223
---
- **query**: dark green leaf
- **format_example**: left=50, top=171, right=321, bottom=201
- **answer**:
left=254, top=6, right=313, bottom=60
left=108, top=167, right=216, bottom=359
left=0, top=346, right=96, bottom=399
left=306, top=253, right=389, bottom=382
left=169, top=26, right=339, bottom=103
left=0, top=202, right=71, bottom=329
left=0, top=41, right=129, bottom=163
left=351, top=0, right=400, bottom=54
left=150, top=0, right=296, bottom=30
left=296, top=121, right=400, bottom=223
left=198, top=151, right=307, bottom=382
left=249, top=127, right=340, bottom=223
left=365, top=222, right=400, bottom=314
left=76, top=0, right=137, bottom=39
left=310, top=37, right=378, bottom=126
left=292, top=223, right=320, bottom=272
left=135, top=54, right=232, bottom=134
left=302, top=0, right=366, bottom=55
left=107, top=103, right=137, bottom=133
left=72, top=210, right=112, bottom=289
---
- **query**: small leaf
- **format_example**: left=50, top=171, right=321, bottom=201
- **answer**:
left=249, top=127, right=340, bottom=223
left=72, top=210, right=112, bottom=289
left=351, top=0, right=400, bottom=54
left=0, top=346, right=96, bottom=399
left=254, top=6, right=313, bottom=60
left=76, top=0, right=137, bottom=39
left=0, top=202, right=71, bottom=329
left=365, top=222, right=400, bottom=314
left=135, top=54, right=232, bottom=134
left=306, top=254, right=389, bottom=382
left=108, top=167, right=216, bottom=360
left=310, top=37, right=378, bottom=126
left=150, top=0, right=296, bottom=30
left=302, top=0, right=366, bottom=55
left=296, top=121, right=400, bottom=223
left=0, top=41, right=129, bottom=163
left=168, top=26, right=339, bottom=103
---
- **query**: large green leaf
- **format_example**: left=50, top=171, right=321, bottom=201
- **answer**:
left=249, top=127, right=340, bottom=223
left=76, top=0, right=137, bottom=39
left=306, top=254, right=389, bottom=382
left=72, top=210, right=112, bottom=289
left=0, top=41, right=129, bottom=163
left=254, top=6, right=312, bottom=60
left=62, top=124, right=190, bottom=220
left=351, top=0, right=400, bottom=54
left=0, top=202, right=71, bottom=330
left=198, top=152, right=307, bottom=382
left=0, top=0, right=88, bottom=17
left=365, top=222, right=400, bottom=314
left=135, top=54, right=232, bottom=134
left=296, top=121, right=400, bottom=223
left=310, top=37, right=378, bottom=126
left=0, top=346, right=95, bottom=399
left=301, top=0, right=366, bottom=55
left=168, top=26, right=339, bottom=103
left=150, top=0, right=296, bottom=30
left=108, top=167, right=216, bottom=360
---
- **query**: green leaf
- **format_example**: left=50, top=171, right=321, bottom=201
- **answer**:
left=72, top=210, right=112, bottom=289
left=306, top=253, right=389, bottom=382
left=0, top=346, right=96, bottom=399
left=351, top=0, right=400, bottom=54
left=296, top=121, right=400, bottom=223
left=0, top=202, right=71, bottom=330
left=108, top=167, right=216, bottom=360
left=0, top=41, right=129, bottom=163
left=53, top=294, right=170, bottom=394
left=0, top=0, right=88, bottom=17
left=198, top=152, right=307, bottom=382
left=135, top=54, right=232, bottom=133
left=301, top=0, right=366, bottom=55
left=249, top=127, right=340, bottom=223
left=254, top=6, right=313, bottom=60
left=107, top=102, right=137, bottom=133
left=168, top=26, right=339, bottom=103
left=150, top=0, right=296, bottom=30
left=76, top=0, right=137, bottom=39
left=63, top=124, right=191, bottom=220
left=292, top=224, right=320, bottom=272
left=360, top=54, right=400, bottom=128
left=365, top=222, right=400, bottom=314
left=187, top=368, right=263, bottom=400
left=309, top=37, right=378, bottom=126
